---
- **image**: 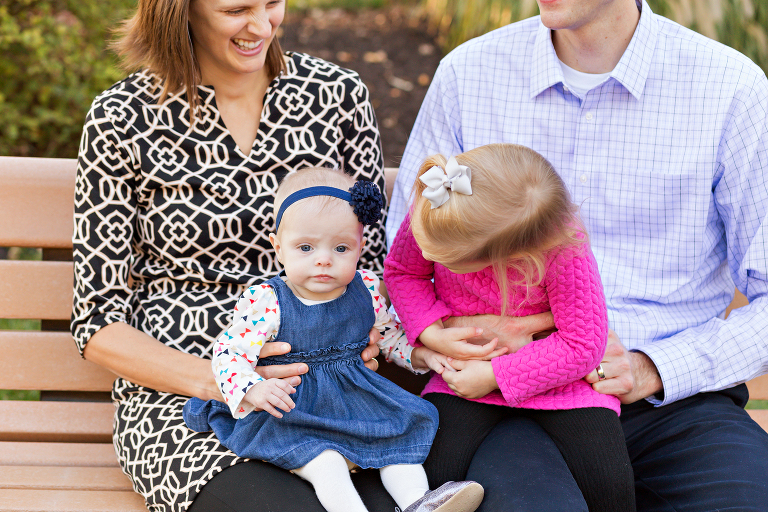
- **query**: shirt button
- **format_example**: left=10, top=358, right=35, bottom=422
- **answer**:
left=585, top=112, right=594, bottom=120
left=580, top=174, right=588, bottom=183
left=563, top=85, right=569, bottom=93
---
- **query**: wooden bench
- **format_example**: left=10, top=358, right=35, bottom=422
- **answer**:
left=0, top=156, right=766, bottom=511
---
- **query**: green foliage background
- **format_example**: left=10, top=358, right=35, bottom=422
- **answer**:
left=0, top=0, right=135, bottom=158
left=420, top=0, right=768, bottom=75
left=1, top=0, right=765, bottom=159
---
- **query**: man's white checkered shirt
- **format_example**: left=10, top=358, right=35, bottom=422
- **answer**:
left=386, top=1, right=768, bottom=405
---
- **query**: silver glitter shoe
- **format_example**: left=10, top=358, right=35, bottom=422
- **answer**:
left=402, top=481, right=484, bottom=512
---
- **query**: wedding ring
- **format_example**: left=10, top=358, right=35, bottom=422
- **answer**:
left=596, top=364, right=606, bottom=381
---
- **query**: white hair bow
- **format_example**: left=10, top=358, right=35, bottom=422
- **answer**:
left=419, top=156, right=473, bottom=209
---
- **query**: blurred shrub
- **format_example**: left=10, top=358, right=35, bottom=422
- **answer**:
left=420, top=0, right=768, bottom=75
left=0, top=0, right=135, bottom=158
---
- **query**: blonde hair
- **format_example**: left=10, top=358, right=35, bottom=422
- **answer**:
left=273, top=167, right=357, bottom=234
left=111, top=0, right=286, bottom=125
left=411, top=143, right=584, bottom=314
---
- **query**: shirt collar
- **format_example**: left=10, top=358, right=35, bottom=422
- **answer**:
left=529, top=0, right=658, bottom=101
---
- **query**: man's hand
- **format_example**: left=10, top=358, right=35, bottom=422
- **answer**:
left=444, top=311, right=555, bottom=353
left=243, top=378, right=296, bottom=418
left=419, top=320, right=507, bottom=360
left=441, top=359, right=498, bottom=399
left=584, top=329, right=663, bottom=404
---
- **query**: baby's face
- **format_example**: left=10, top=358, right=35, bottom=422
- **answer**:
left=272, top=207, right=364, bottom=301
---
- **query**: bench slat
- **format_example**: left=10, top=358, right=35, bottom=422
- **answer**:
left=0, top=466, right=132, bottom=491
left=0, top=442, right=118, bottom=467
left=0, top=260, right=73, bottom=320
left=0, top=489, right=147, bottom=512
left=747, top=374, right=768, bottom=401
left=750, top=410, right=768, bottom=432
left=0, top=401, right=113, bottom=443
left=0, top=157, right=76, bottom=249
left=0, top=331, right=115, bottom=392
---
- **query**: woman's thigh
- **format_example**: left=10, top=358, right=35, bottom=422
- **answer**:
left=187, top=461, right=398, bottom=512
left=467, top=417, right=588, bottom=512
left=422, top=393, right=510, bottom=489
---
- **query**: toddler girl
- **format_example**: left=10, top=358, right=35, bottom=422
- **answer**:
left=384, top=144, right=636, bottom=511
left=184, top=167, right=484, bottom=512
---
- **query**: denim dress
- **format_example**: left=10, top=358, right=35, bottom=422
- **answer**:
left=183, top=272, right=439, bottom=470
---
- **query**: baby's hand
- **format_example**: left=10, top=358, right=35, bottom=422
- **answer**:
left=411, top=346, right=455, bottom=374
left=243, top=378, right=297, bottom=418
left=419, top=320, right=508, bottom=360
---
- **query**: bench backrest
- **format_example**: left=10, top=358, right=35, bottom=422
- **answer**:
left=0, top=156, right=765, bottom=416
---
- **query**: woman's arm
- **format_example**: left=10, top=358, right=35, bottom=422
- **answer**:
left=84, top=322, right=306, bottom=401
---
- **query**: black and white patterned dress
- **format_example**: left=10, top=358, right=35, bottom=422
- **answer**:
left=71, top=52, right=386, bottom=512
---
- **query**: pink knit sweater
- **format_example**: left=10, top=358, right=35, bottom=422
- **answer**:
left=384, top=214, right=620, bottom=414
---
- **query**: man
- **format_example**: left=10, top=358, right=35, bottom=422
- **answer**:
left=387, top=0, right=768, bottom=509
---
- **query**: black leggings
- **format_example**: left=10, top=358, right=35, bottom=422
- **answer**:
left=423, top=393, right=635, bottom=512
left=188, top=460, right=397, bottom=512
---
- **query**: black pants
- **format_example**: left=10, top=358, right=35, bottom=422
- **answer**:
left=423, top=393, right=635, bottom=512
left=187, top=459, right=398, bottom=512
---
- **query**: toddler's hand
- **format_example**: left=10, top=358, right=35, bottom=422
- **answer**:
left=419, top=321, right=508, bottom=360
left=411, top=346, right=455, bottom=374
left=441, top=359, right=499, bottom=399
left=244, top=378, right=297, bottom=418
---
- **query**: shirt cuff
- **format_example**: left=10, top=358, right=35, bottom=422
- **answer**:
left=634, top=336, right=702, bottom=406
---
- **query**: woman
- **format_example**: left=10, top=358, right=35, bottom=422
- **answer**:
left=72, top=1, right=389, bottom=510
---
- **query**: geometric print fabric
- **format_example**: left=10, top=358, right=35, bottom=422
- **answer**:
left=72, top=52, right=386, bottom=511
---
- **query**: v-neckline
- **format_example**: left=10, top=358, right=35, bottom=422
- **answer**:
left=202, top=55, right=292, bottom=158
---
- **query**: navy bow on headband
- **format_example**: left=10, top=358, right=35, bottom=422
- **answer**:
left=274, top=180, right=384, bottom=231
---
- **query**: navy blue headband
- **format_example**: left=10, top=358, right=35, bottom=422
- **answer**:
left=274, top=181, right=383, bottom=231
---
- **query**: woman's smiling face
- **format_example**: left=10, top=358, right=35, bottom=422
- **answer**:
left=188, top=0, right=285, bottom=82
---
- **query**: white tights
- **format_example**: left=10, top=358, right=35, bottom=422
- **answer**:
left=293, top=450, right=430, bottom=512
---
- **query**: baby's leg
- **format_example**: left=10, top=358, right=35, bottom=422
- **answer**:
left=293, top=450, right=369, bottom=512
left=379, top=464, right=430, bottom=509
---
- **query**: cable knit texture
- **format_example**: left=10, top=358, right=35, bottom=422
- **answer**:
left=384, top=213, right=620, bottom=414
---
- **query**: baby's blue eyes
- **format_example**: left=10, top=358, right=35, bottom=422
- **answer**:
left=296, top=245, right=348, bottom=253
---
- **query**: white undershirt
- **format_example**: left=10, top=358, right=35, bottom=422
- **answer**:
left=558, top=60, right=612, bottom=98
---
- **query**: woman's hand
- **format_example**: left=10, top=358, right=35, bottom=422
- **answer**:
left=444, top=311, right=555, bottom=353
left=244, top=378, right=296, bottom=419
left=418, top=320, right=508, bottom=360
left=364, top=327, right=382, bottom=371
left=253, top=341, right=307, bottom=388
left=441, top=359, right=498, bottom=399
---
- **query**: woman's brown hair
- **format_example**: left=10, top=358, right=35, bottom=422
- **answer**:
left=111, top=0, right=286, bottom=124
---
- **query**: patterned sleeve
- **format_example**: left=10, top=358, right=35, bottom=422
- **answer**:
left=71, top=96, right=138, bottom=356
left=337, top=73, right=387, bottom=274
left=213, top=283, right=280, bottom=418
left=358, top=270, right=428, bottom=375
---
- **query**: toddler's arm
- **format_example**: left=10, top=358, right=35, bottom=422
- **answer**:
left=213, top=284, right=280, bottom=418
left=491, top=243, right=614, bottom=407
left=383, top=213, right=452, bottom=343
